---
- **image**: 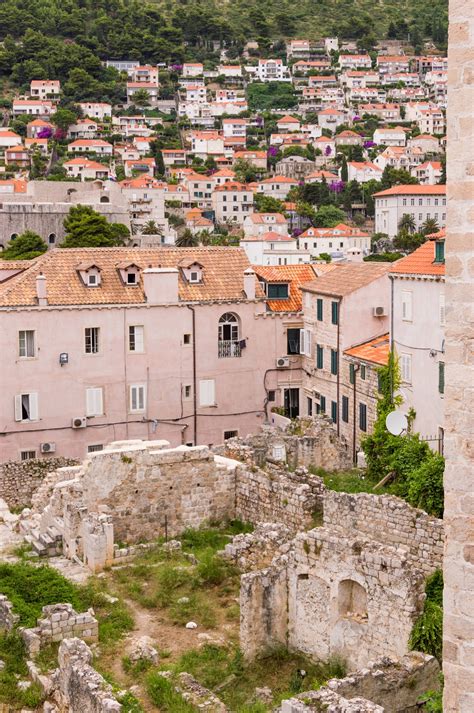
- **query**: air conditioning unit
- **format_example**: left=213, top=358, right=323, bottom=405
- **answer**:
left=40, top=442, right=56, bottom=454
left=373, top=306, right=387, bottom=317
left=71, top=416, right=87, bottom=429
left=276, top=357, right=290, bottom=368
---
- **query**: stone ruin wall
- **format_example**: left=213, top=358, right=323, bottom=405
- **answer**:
left=0, top=457, right=78, bottom=509
left=0, top=593, right=20, bottom=631
left=20, top=603, right=98, bottom=658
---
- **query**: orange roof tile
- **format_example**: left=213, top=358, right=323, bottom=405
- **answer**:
left=344, top=333, right=390, bottom=366
left=390, top=240, right=445, bottom=276
left=374, top=184, right=446, bottom=197
left=301, top=263, right=391, bottom=297
left=253, top=264, right=319, bottom=312
left=0, top=247, right=264, bottom=307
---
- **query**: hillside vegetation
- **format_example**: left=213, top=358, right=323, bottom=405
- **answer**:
left=0, top=0, right=448, bottom=95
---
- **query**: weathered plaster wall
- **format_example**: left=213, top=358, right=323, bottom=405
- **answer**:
left=443, top=0, right=474, bottom=710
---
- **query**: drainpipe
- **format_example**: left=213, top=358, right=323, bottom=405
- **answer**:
left=352, top=363, right=360, bottom=464
left=336, top=298, right=341, bottom=437
left=187, top=305, right=198, bottom=445
left=389, top=275, right=394, bottom=403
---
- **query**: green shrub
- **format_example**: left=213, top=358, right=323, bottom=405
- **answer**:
left=406, top=453, right=444, bottom=518
left=409, top=571, right=443, bottom=661
left=196, top=549, right=234, bottom=586
left=146, top=672, right=196, bottom=712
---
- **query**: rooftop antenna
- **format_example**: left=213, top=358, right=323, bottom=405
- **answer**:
left=385, top=410, right=408, bottom=436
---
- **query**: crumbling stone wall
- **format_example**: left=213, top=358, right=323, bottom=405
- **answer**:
left=0, top=457, right=78, bottom=509
left=53, top=638, right=121, bottom=712
left=21, top=604, right=98, bottom=657
left=280, top=652, right=440, bottom=713
left=323, top=491, right=444, bottom=573
left=0, top=594, right=19, bottom=631
left=241, top=527, right=427, bottom=669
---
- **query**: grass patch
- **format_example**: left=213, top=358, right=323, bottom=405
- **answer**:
left=310, top=467, right=382, bottom=495
left=180, top=520, right=253, bottom=557
left=34, top=641, right=59, bottom=673
left=0, top=632, right=45, bottom=709
left=147, top=671, right=196, bottom=712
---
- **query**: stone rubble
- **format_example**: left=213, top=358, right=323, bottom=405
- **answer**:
left=128, top=636, right=159, bottom=665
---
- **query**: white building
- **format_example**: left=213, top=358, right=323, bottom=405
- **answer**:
left=243, top=213, right=289, bottom=238
left=254, top=59, right=291, bottom=82
left=182, top=63, right=204, bottom=78
left=373, top=127, right=407, bottom=147
left=390, top=233, right=445, bottom=447
left=374, top=185, right=446, bottom=237
left=212, top=181, right=254, bottom=225
left=30, top=80, right=60, bottom=99
left=79, top=103, right=112, bottom=120
left=241, top=232, right=310, bottom=265
left=297, top=224, right=371, bottom=258
left=256, top=176, right=299, bottom=201
left=346, top=162, right=382, bottom=183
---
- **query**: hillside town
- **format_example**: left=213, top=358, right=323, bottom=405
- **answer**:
left=0, top=8, right=472, bottom=713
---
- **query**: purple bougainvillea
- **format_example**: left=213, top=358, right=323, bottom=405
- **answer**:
left=325, top=145, right=332, bottom=156
left=256, top=116, right=263, bottom=126
left=329, top=180, right=345, bottom=193
left=37, top=127, right=53, bottom=139
left=53, top=128, right=66, bottom=140
left=267, top=146, right=279, bottom=157
left=171, top=64, right=183, bottom=72
left=364, top=140, right=375, bottom=148
left=352, top=115, right=361, bottom=122
left=293, top=228, right=303, bottom=237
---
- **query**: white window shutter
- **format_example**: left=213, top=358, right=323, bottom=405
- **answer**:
left=305, top=329, right=312, bottom=357
left=299, top=328, right=305, bottom=355
left=95, top=388, right=103, bottom=416
left=29, top=392, right=39, bottom=421
left=439, top=294, right=445, bottom=327
left=135, top=326, right=144, bottom=353
left=402, top=291, right=412, bottom=321
left=199, top=379, right=215, bottom=407
left=86, top=388, right=103, bottom=416
left=14, top=395, right=22, bottom=421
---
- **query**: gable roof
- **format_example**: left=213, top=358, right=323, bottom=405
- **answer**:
left=300, top=263, right=391, bottom=297
left=344, top=333, right=390, bottom=366
left=390, top=239, right=445, bottom=277
left=253, top=264, right=320, bottom=312
left=374, top=184, right=446, bottom=197
left=0, top=247, right=264, bottom=307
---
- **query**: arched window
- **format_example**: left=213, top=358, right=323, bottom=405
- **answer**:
left=48, top=233, right=56, bottom=245
left=100, top=195, right=110, bottom=203
left=10, top=233, right=18, bottom=241
left=218, top=313, right=241, bottom=358
left=338, top=579, right=368, bottom=621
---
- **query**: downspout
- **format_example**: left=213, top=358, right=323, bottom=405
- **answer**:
left=352, top=363, right=360, bottom=464
left=389, top=275, right=394, bottom=403
left=336, top=298, right=341, bottom=437
left=187, top=304, right=198, bottom=445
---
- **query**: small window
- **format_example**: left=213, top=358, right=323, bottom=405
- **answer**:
left=126, top=272, right=138, bottom=285
left=190, top=271, right=200, bottom=283
left=359, top=403, right=367, bottom=431
left=129, top=325, right=144, bottom=353
left=349, top=363, right=355, bottom=384
left=87, top=273, right=99, bottom=287
left=183, top=333, right=191, bottom=345
left=307, top=397, right=313, bottom=416
left=184, top=385, right=192, bottom=398
left=199, top=379, right=215, bottom=407
left=401, top=290, right=413, bottom=322
left=342, top=395, right=349, bottom=423
left=401, top=353, right=412, bottom=383
left=317, top=298, right=323, bottom=321
left=434, top=240, right=445, bottom=264
left=21, top=450, right=36, bottom=461
left=85, top=327, right=99, bottom=354
left=331, top=301, right=339, bottom=325
left=438, top=362, right=445, bottom=395
left=88, top=444, right=104, bottom=453
left=331, top=400, right=337, bottom=424
left=48, top=233, right=56, bottom=245
left=268, top=390, right=276, bottom=402
left=287, top=328, right=300, bottom=355
left=86, top=387, right=104, bottom=417
left=330, top=349, right=338, bottom=375
left=130, top=384, right=146, bottom=412
left=19, top=330, right=35, bottom=358
left=224, top=430, right=238, bottom=440
left=320, top=395, right=326, bottom=413
left=14, top=393, right=39, bottom=422
left=267, top=283, right=289, bottom=299
left=316, top=345, right=323, bottom=369
left=360, top=365, right=366, bottom=380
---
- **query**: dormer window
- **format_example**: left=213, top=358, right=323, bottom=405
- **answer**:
left=179, top=258, right=204, bottom=284
left=267, top=283, right=289, bottom=299
left=126, top=272, right=138, bottom=285
left=116, top=262, right=140, bottom=286
left=88, top=273, right=99, bottom=287
left=190, top=271, right=200, bottom=283
left=76, top=262, right=102, bottom=287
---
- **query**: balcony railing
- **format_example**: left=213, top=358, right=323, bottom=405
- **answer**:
left=218, top=340, right=241, bottom=358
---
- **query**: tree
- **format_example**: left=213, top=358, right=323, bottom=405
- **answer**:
left=253, top=194, right=285, bottom=213
left=421, top=218, right=440, bottom=236
left=393, top=230, right=426, bottom=253
left=133, top=89, right=151, bottom=107
left=313, top=205, right=346, bottom=228
left=155, top=148, right=165, bottom=177
left=51, top=108, right=77, bottom=132
left=234, top=159, right=258, bottom=184
left=398, top=213, right=417, bottom=234
left=175, top=229, right=199, bottom=247
left=60, top=205, right=129, bottom=248
left=141, top=220, right=162, bottom=235
left=1, top=230, right=48, bottom=260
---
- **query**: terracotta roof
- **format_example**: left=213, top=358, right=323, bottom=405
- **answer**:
left=68, top=139, right=112, bottom=147
left=0, top=179, right=27, bottom=193
left=259, top=176, right=298, bottom=185
left=277, top=115, right=300, bottom=123
left=301, top=263, right=391, bottom=297
left=0, top=247, right=264, bottom=307
left=247, top=213, right=287, bottom=225
left=243, top=230, right=294, bottom=243
left=344, top=333, right=390, bottom=366
left=253, top=264, right=319, bottom=312
left=214, top=181, right=248, bottom=192
left=337, top=130, right=361, bottom=137
left=374, top=184, right=446, bottom=197
left=0, top=259, right=37, bottom=270
left=390, top=240, right=445, bottom=276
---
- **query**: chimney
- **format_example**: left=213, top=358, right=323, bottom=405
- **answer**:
left=243, top=267, right=256, bottom=300
left=36, top=273, right=47, bottom=306
left=143, top=267, right=179, bottom=304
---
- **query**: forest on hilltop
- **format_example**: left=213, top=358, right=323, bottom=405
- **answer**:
left=0, top=0, right=448, bottom=96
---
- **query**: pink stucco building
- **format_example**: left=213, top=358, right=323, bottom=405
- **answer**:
left=0, top=247, right=308, bottom=461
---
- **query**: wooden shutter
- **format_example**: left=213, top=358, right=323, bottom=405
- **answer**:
left=86, top=388, right=103, bottom=416
left=299, top=329, right=306, bottom=355
left=438, top=362, right=445, bottom=394
left=14, top=395, right=22, bottom=421
left=439, top=294, right=445, bottom=327
left=28, top=392, right=39, bottom=421
left=305, top=329, right=312, bottom=357
left=199, top=379, right=215, bottom=407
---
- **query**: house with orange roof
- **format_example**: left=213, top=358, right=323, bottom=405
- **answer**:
left=334, top=130, right=363, bottom=147
left=358, top=103, right=401, bottom=121
left=212, top=168, right=236, bottom=186
left=64, top=158, right=111, bottom=181
left=342, top=333, right=390, bottom=459
left=222, top=118, right=247, bottom=139
left=126, top=82, right=159, bottom=104
left=212, top=181, right=253, bottom=225
left=0, top=179, right=27, bottom=194
left=373, top=126, right=407, bottom=147
left=190, top=131, right=225, bottom=159
left=185, top=208, right=215, bottom=234
left=24, top=138, right=49, bottom=154
left=241, top=230, right=311, bottom=266
left=12, top=99, right=54, bottom=117
left=305, top=170, right=339, bottom=184
left=277, top=115, right=301, bottom=133
left=233, top=150, right=267, bottom=170
left=0, top=131, right=22, bottom=149
left=161, top=149, right=188, bottom=168
left=374, top=184, right=446, bottom=236
left=243, top=212, right=289, bottom=238
left=346, top=161, right=382, bottom=184
left=128, top=65, right=159, bottom=86
left=26, top=119, right=53, bottom=139
left=411, top=160, right=442, bottom=185
left=389, top=234, right=445, bottom=446
left=254, top=58, right=291, bottom=82
left=67, top=139, right=113, bottom=156
left=298, top=224, right=371, bottom=258
left=317, top=108, right=347, bottom=132
left=407, top=134, right=440, bottom=154
left=30, top=80, right=60, bottom=100
left=299, top=263, right=391, bottom=429
left=124, top=157, right=155, bottom=178
left=181, top=171, right=215, bottom=209
left=256, top=176, right=299, bottom=201
left=5, top=146, right=29, bottom=168
left=79, top=102, right=112, bottom=120
left=338, top=54, right=372, bottom=70
left=67, top=118, right=99, bottom=140
left=182, top=63, right=204, bottom=78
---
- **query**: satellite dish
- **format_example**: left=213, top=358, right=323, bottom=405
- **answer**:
left=386, top=411, right=408, bottom=436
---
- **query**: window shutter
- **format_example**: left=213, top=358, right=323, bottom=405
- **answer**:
left=199, top=379, right=215, bottom=407
left=439, top=294, right=445, bottom=327
left=305, top=329, right=312, bottom=357
left=14, top=395, right=22, bottom=421
left=402, top=291, right=412, bottom=321
left=401, top=354, right=412, bottom=383
left=86, top=388, right=103, bottom=416
left=439, top=362, right=445, bottom=394
left=299, top=328, right=306, bottom=355
left=28, top=392, right=39, bottom=421
left=349, top=363, right=355, bottom=384
left=134, top=326, right=144, bottom=352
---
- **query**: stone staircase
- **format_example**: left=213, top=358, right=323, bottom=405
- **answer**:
left=22, top=521, right=63, bottom=557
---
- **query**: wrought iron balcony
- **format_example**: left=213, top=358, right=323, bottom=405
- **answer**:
left=218, top=340, right=241, bottom=358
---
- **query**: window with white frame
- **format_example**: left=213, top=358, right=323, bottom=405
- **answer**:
left=439, top=293, right=446, bottom=327
left=401, top=353, right=412, bottom=383
left=18, top=330, right=35, bottom=358
left=129, top=384, right=146, bottom=412
left=21, top=450, right=37, bottom=461
left=199, top=379, right=215, bottom=407
left=299, top=328, right=312, bottom=357
left=86, top=387, right=104, bottom=417
left=14, top=392, right=39, bottom=422
left=128, top=325, right=144, bottom=353
left=401, top=290, right=413, bottom=321
left=85, top=327, right=99, bottom=354
left=87, top=444, right=104, bottom=453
